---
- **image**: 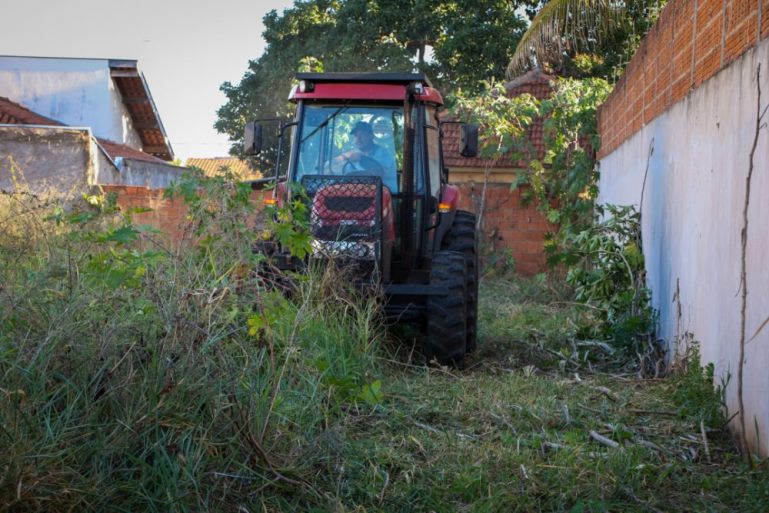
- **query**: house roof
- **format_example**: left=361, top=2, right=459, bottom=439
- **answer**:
left=0, top=96, right=64, bottom=126
left=185, top=157, right=262, bottom=181
left=97, top=138, right=167, bottom=164
left=442, top=69, right=554, bottom=169
left=0, top=96, right=165, bottom=164
left=108, top=59, right=174, bottom=161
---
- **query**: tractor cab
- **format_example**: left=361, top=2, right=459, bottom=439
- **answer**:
left=246, top=72, right=480, bottom=366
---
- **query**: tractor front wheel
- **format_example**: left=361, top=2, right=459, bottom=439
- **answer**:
left=425, top=251, right=467, bottom=367
left=441, top=210, right=479, bottom=353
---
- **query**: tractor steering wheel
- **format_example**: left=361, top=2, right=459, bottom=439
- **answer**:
left=343, top=155, right=385, bottom=176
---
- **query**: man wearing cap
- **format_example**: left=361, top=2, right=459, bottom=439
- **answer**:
left=335, top=121, right=397, bottom=191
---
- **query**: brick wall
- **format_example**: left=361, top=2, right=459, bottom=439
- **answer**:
left=103, top=185, right=270, bottom=246
left=455, top=183, right=550, bottom=276
left=598, top=0, right=769, bottom=159
left=102, top=183, right=549, bottom=275
left=102, top=185, right=190, bottom=243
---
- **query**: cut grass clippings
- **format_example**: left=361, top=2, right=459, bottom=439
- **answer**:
left=313, top=273, right=769, bottom=512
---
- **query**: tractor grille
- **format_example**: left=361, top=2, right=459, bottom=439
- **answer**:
left=301, top=175, right=383, bottom=261
left=324, top=196, right=372, bottom=212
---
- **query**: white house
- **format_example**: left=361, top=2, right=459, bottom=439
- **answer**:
left=0, top=55, right=173, bottom=161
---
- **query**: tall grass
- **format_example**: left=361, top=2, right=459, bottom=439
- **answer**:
left=0, top=174, right=384, bottom=512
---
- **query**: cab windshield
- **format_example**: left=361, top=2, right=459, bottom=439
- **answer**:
left=295, top=105, right=403, bottom=192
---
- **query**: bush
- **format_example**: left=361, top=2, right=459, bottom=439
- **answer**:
left=557, top=204, right=655, bottom=355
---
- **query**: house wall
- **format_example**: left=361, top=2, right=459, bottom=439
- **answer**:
left=0, top=56, right=142, bottom=148
left=598, top=0, right=769, bottom=456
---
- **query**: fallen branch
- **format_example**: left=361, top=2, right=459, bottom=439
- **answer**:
left=414, top=421, right=441, bottom=434
left=593, top=386, right=619, bottom=402
left=701, top=420, right=712, bottom=463
left=626, top=408, right=678, bottom=416
left=590, top=430, right=621, bottom=449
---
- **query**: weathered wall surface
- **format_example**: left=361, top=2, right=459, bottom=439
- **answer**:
left=120, top=158, right=184, bottom=189
left=0, top=56, right=142, bottom=148
left=0, top=126, right=183, bottom=197
left=598, top=0, right=769, bottom=456
left=0, top=126, right=102, bottom=198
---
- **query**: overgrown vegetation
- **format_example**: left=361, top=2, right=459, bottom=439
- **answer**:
left=453, top=77, right=657, bottom=360
left=558, top=204, right=654, bottom=360
left=2, top=176, right=768, bottom=511
left=0, top=175, right=384, bottom=511
left=455, top=77, right=612, bottom=240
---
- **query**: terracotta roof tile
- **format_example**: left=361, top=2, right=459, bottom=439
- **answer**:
left=443, top=70, right=554, bottom=169
left=185, top=157, right=262, bottom=181
left=0, top=96, right=65, bottom=126
left=97, top=139, right=167, bottom=164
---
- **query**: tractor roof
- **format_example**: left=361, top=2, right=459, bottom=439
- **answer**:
left=290, top=72, right=443, bottom=105
left=295, top=72, right=433, bottom=87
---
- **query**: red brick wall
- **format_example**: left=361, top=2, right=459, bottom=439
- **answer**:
left=598, top=0, right=769, bottom=159
left=102, top=185, right=190, bottom=243
left=102, top=183, right=548, bottom=275
left=102, top=185, right=269, bottom=246
left=456, top=183, right=550, bottom=276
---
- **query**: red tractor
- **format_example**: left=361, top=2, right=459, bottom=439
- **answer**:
left=246, top=72, right=479, bottom=366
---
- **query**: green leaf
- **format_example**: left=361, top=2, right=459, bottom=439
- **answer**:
left=357, top=380, right=384, bottom=406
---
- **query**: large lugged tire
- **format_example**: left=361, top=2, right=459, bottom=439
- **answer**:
left=441, top=210, right=479, bottom=353
left=425, top=251, right=467, bottom=367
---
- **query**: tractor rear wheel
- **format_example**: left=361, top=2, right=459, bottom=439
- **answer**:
left=425, top=251, right=467, bottom=367
left=441, top=210, right=479, bottom=353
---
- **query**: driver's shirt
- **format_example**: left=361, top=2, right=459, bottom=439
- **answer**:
left=352, top=143, right=397, bottom=192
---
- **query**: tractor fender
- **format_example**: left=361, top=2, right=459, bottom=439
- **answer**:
left=432, top=185, right=461, bottom=251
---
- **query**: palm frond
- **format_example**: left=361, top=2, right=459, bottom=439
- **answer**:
left=508, top=0, right=627, bottom=78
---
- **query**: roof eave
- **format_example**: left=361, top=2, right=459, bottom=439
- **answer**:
left=109, top=60, right=174, bottom=161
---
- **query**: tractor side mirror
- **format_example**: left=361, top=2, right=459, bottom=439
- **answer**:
left=460, top=124, right=479, bottom=158
left=244, top=122, right=263, bottom=156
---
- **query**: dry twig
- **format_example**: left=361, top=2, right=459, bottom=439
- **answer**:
left=589, top=430, right=621, bottom=449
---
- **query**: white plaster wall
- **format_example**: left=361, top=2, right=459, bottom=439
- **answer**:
left=598, top=40, right=769, bottom=455
left=0, top=56, right=141, bottom=148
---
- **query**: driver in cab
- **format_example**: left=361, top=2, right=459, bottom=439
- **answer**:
left=335, top=121, right=397, bottom=191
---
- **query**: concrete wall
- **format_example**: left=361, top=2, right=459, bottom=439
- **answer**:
left=598, top=40, right=769, bottom=456
left=0, top=56, right=142, bottom=148
left=0, top=125, right=185, bottom=197
left=120, top=159, right=185, bottom=189
left=0, top=125, right=110, bottom=199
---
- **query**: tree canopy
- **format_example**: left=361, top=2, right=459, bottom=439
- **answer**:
left=215, top=0, right=536, bottom=158
left=507, top=0, right=667, bottom=79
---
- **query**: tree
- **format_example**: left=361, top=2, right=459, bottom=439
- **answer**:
left=507, top=0, right=666, bottom=79
left=215, top=0, right=532, bottom=158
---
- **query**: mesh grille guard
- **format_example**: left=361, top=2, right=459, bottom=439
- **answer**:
left=300, top=175, right=384, bottom=262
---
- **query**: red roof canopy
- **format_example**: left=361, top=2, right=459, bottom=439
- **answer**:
left=290, top=72, right=443, bottom=105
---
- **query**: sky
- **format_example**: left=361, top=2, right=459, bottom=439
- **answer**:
left=0, top=0, right=295, bottom=160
